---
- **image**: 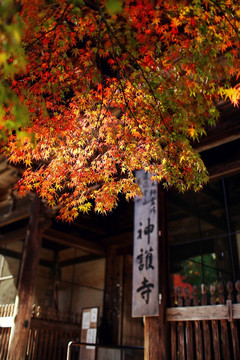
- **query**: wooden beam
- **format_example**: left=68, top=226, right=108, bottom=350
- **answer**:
left=166, top=303, right=240, bottom=321
left=0, top=247, right=52, bottom=268
left=195, top=111, right=240, bottom=153
left=168, top=195, right=225, bottom=231
left=103, top=231, right=133, bottom=248
left=59, top=254, right=104, bottom=267
left=196, top=133, right=240, bottom=153
left=0, top=207, right=30, bottom=228
left=0, top=227, right=27, bottom=245
left=0, top=247, right=21, bottom=260
left=30, top=317, right=80, bottom=332
left=43, top=228, right=105, bottom=256
left=209, top=159, right=240, bottom=182
left=74, top=215, right=108, bottom=236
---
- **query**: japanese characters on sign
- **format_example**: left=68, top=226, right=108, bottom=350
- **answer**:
left=132, top=170, right=159, bottom=317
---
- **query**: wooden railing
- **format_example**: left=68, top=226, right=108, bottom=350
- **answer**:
left=0, top=304, right=81, bottom=360
left=167, top=280, right=240, bottom=360
left=0, top=304, right=15, bottom=360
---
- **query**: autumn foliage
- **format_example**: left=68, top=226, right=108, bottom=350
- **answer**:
left=1, top=0, right=240, bottom=220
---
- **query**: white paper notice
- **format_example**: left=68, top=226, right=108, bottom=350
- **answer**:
left=91, top=308, right=98, bottom=323
left=82, top=311, right=91, bottom=329
left=86, top=328, right=96, bottom=350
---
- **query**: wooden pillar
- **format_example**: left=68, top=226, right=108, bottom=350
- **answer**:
left=102, top=247, right=123, bottom=345
left=144, top=187, right=169, bottom=360
left=7, top=196, right=42, bottom=360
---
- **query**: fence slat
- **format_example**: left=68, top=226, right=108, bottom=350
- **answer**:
left=230, top=320, right=240, bottom=360
left=201, top=285, right=211, bottom=360
left=210, top=284, right=221, bottom=360
left=57, top=330, right=64, bottom=360
left=224, top=281, right=239, bottom=359
left=177, top=323, right=185, bottom=360
left=48, top=328, right=55, bottom=360
left=176, top=288, right=185, bottom=360
left=221, top=320, right=231, bottom=360
left=202, top=321, right=211, bottom=360
left=0, top=328, right=11, bottom=360
left=31, top=329, right=39, bottom=360
left=170, top=323, right=177, bottom=360
left=185, top=322, right=194, bottom=360
left=194, top=321, right=203, bottom=360
left=42, top=328, right=50, bottom=360
left=211, top=321, right=221, bottom=360
left=52, top=331, right=59, bottom=360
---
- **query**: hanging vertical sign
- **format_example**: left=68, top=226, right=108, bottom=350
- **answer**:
left=132, top=170, right=159, bottom=317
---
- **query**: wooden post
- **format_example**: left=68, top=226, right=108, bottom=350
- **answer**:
left=144, top=187, right=169, bottom=360
left=7, top=196, right=42, bottom=360
left=102, top=247, right=123, bottom=345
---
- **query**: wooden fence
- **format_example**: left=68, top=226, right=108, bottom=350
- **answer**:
left=1, top=281, right=240, bottom=359
left=167, top=280, right=240, bottom=360
left=0, top=305, right=81, bottom=360
left=0, top=304, right=14, bottom=360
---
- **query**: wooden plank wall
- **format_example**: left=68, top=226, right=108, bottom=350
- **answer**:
left=168, top=281, right=240, bottom=360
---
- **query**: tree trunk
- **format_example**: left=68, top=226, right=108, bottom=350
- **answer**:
left=7, top=196, right=42, bottom=360
left=144, top=187, right=169, bottom=360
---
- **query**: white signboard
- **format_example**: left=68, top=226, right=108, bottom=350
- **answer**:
left=132, top=170, right=159, bottom=317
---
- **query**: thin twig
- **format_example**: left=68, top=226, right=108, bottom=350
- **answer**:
left=98, top=6, right=171, bottom=134
left=24, top=3, right=71, bottom=49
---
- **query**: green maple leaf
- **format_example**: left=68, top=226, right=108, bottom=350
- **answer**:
left=106, top=0, right=122, bottom=14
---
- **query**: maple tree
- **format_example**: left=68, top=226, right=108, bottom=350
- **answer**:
left=0, top=0, right=29, bottom=136
left=1, top=0, right=240, bottom=220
